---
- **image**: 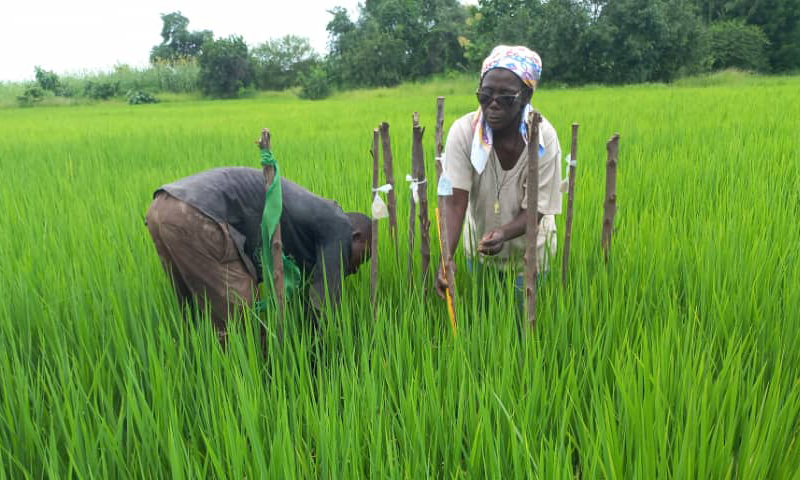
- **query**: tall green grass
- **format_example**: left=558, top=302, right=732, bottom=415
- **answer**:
left=0, top=75, right=798, bottom=478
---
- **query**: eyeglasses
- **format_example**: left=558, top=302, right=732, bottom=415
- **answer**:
left=475, top=89, right=521, bottom=108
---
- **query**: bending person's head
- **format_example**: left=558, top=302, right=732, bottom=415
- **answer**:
left=476, top=45, right=542, bottom=131
left=346, top=212, right=372, bottom=274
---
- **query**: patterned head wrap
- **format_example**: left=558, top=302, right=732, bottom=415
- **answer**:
left=481, top=45, right=542, bottom=91
left=469, top=45, right=544, bottom=175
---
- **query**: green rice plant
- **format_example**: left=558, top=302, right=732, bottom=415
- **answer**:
left=0, top=74, right=798, bottom=478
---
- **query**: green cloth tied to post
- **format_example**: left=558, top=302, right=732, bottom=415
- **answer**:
left=256, top=148, right=301, bottom=312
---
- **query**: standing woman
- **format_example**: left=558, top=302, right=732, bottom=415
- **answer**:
left=435, top=45, right=562, bottom=300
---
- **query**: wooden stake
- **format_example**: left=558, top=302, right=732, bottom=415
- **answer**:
left=562, top=123, right=578, bottom=286
left=406, top=119, right=417, bottom=285
left=259, top=128, right=284, bottom=341
left=602, top=133, right=620, bottom=264
left=412, top=112, right=431, bottom=288
left=525, top=111, right=542, bottom=331
left=371, top=129, right=380, bottom=315
left=435, top=97, right=445, bottom=174
left=379, top=122, right=398, bottom=254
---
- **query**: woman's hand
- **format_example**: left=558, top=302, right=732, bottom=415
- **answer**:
left=435, top=262, right=456, bottom=300
left=478, top=228, right=505, bottom=256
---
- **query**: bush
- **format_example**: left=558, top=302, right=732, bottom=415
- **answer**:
left=84, top=80, right=119, bottom=100
left=126, top=90, right=159, bottom=105
left=298, top=66, right=331, bottom=100
left=34, top=66, right=73, bottom=97
left=198, top=35, right=253, bottom=98
left=709, top=21, right=769, bottom=72
left=16, top=85, right=46, bottom=107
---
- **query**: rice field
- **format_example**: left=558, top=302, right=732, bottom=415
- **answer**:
left=1, top=72, right=799, bottom=478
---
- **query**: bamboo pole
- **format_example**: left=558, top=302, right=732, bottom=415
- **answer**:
left=259, top=128, right=284, bottom=341
left=602, top=133, right=620, bottom=264
left=412, top=112, right=431, bottom=288
left=561, top=123, right=578, bottom=286
left=435, top=208, right=457, bottom=335
left=525, top=111, right=542, bottom=331
left=371, top=129, right=380, bottom=315
left=379, top=122, right=398, bottom=254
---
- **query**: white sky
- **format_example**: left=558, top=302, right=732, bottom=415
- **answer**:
left=0, top=0, right=366, bottom=82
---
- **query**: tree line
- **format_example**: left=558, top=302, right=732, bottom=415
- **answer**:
left=21, top=1, right=799, bottom=104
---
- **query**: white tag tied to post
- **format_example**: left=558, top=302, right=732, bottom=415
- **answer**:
left=371, top=184, right=392, bottom=219
left=405, top=174, right=426, bottom=204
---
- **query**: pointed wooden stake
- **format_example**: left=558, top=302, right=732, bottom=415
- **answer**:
left=602, top=133, right=620, bottom=264
left=412, top=112, right=430, bottom=289
left=371, top=129, right=380, bottom=317
left=379, top=122, right=398, bottom=254
left=562, top=123, right=578, bottom=286
left=525, top=111, right=542, bottom=331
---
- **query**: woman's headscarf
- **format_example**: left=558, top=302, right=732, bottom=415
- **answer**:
left=470, top=45, right=544, bottom=175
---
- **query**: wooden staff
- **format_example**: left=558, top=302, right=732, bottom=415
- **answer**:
left=602, top=133, right=620, bottom=264
left=371, top=129, right=380, bottom=314
left=259, top=128, right=284, bottom=340
left=434, top=96, right=457, bottom=332
left=561, top=123, right=578, bottom=286
left=379, top=122, right=398, bottom=254
left=524, top=111, right=542, bottom=331
left=412, top=112, right=431, bottom=287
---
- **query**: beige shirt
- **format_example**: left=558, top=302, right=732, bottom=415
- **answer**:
left=443, top=111, right=562, bottom=271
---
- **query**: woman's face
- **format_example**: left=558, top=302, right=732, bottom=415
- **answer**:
left=478, top=68, right=528, bottom=132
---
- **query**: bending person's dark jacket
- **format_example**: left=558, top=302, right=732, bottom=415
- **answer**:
left=156, top=167, right=352, bottom=307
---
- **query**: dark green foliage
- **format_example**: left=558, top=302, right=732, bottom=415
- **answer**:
left=198, top=35, right=253, bottom=98
left=34, top=66, right=73, bottom=97
left=326, top=0, right=468, bottom=88
left=126, top=90, right=160, bottom=105
left=298, top=66, right=331, bottom=100
left=150, top=12, right=213, bottom=63
left=252, top=35, right=320, bottom=90
left=16, top=85, right=46, bottom=107
left=84, top=80, right=119, bottom=100
left=34, top=66, right=60, bottom=92
left=465, top=0, right=708, bottom=85
left=708, top=21, right=769, bottom=71
left=691, top=0, right=800, bottom=72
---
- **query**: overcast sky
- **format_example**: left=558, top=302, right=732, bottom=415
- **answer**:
left=1, top=0, right=370, bottom=82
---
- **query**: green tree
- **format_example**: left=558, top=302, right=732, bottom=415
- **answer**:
left=326, top=0, right=468, bottom=88
left=198, top=35, right=253, bottom=98
left=691, top=0, right=800, bottom=72
left=708, top=20, right=769, bottom=71
left=150, top=12, right=213, bottom=63
left=252, top=35, right=320, bottom=90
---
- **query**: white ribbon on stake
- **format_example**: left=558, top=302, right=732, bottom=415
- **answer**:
left=371, top=184, right=393, bottom=219
left=560, top=153, right=577, bottom=193
left=405, top=174, right=427, bottom=204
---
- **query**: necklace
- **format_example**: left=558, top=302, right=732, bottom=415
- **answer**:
left=490, top=152, right=513, bottom=215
